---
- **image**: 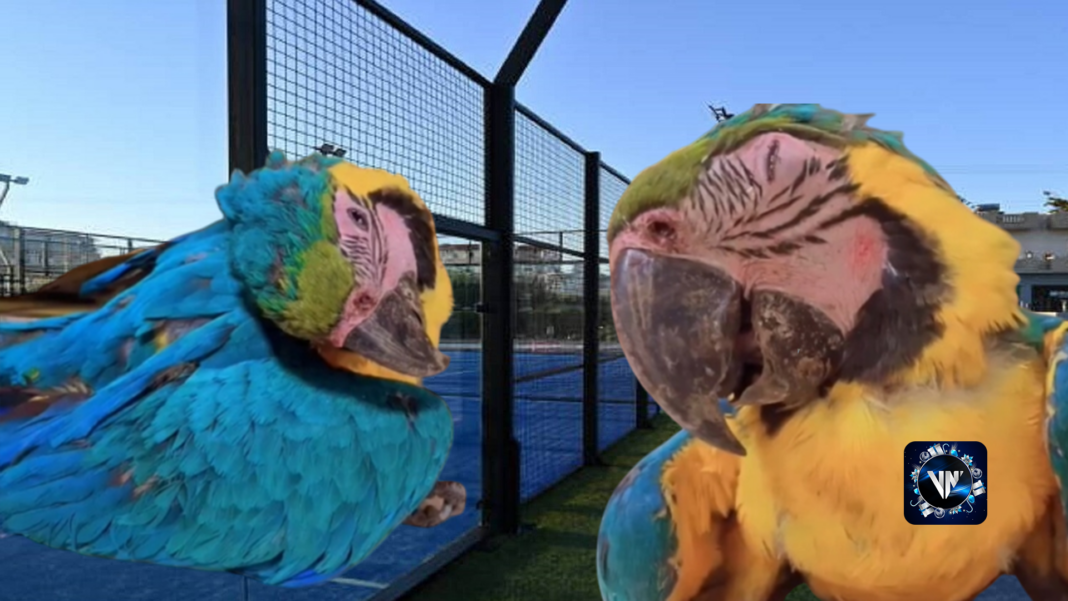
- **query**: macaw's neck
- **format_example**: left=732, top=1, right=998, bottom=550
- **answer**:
left=842, top=144, right=1026, bottom=391
left=315, top=345, right=423, bottom=387
left=886, top=309, right=1026, bottom=391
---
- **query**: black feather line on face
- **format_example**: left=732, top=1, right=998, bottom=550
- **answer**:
left=368, top=188, right=438, bottom=290
left=834, top=198, right=947, bottom=383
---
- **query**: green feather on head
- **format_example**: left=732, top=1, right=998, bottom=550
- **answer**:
left=607, top=103, right=951, bottom=242
left=215, top=150, right=354, bottom=341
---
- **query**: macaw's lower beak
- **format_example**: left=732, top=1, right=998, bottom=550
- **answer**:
left=343, top=274, right=450, bottom=378
left=612, top=248, right=748, bottom=455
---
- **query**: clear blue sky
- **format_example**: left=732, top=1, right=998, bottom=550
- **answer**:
left=1, top=0, right=1065, bottom=241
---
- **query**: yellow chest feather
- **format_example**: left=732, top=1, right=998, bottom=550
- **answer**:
left=732, top=356, right=1057, bottom=600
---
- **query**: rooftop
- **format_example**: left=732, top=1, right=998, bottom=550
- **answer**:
left=974, top=204, right=1068, bottom=274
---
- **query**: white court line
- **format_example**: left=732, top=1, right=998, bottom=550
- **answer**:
left=331, top=577, right=388, bottom=589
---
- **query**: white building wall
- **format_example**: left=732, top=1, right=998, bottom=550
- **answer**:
left=1010, top=229, right=1068, bottom=259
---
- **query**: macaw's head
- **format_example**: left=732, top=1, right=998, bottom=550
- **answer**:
left=608, top=104, right=1023, bottom=455
left=216, top=151, right=453, bottom=385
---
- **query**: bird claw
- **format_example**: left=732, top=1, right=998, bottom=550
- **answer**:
left=403, top=481, right=467, bottom=528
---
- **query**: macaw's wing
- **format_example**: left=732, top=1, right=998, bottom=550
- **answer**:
left=0, top=242, right=170, bottom=321
left=598, top=429, right=693, bottom=601
left=1039, top=310, right=1068, bottom=528
left=0, top=309, right=453, bottom=587
left=597, top=400, right=794, bottom=601
left=0, top=222, right=237, bottom=399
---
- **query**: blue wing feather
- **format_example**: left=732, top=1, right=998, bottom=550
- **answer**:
left=1042, top=313, right=1068, bottom=532
left=0, top=218, right=454, bottom=586
left=597, top=400, right=736, bottom=601
left=598, top=429, right=694, bottom=601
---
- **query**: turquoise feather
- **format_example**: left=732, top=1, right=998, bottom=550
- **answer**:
left=1042, top=315, right=1068, bottom=532
left=597, top=400, right=736, bottom=600
left=699, top=103, right=950, bottom=191
left=0, top=159, right=453, bottom=587
left=597, top=428, right=692, bottom=601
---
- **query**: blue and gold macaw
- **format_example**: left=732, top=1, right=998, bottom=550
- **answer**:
left=599, top=104, right=1068, bottom=601
left=0, top=151, right=466, bottom=586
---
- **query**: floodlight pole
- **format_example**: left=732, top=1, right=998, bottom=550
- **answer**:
left=482, top=0, right=569, bottom=538
left=0, top=174, right=29, bottom=212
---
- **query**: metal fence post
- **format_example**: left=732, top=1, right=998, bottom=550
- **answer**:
left=15, top=228, right=25, bottom=295
left=42, top=238, right=50, bottom=277
left=482, top=0, right=568, bottom=536
left=227, top=0, right=269, bottom=175
left=636, top=380, right=652, bottom=429
left=482, top=82, right=521, bottom=537
left=582, top=152, right=603, bottom=465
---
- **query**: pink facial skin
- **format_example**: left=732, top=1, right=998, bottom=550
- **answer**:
left=609, top=133, right=886, bottom=336
left=326, top=188, right=420, bottom=348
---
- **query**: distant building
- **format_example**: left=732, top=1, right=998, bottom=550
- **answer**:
left=0, top=222, right=101, bottom=273
left=442, top=210, right=1068, bottom=313
left=978, top=207, right=1068, bottom=312
left=438, top=243, right=479, bottom=267
left=440, top=243, right=564, bottom=275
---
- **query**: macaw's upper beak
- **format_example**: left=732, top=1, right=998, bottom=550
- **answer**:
left=612, top=248, right=847, bottom=457
left=612, top=248, right=748, bottom=455
left=343, top=273, right=451, bottom=378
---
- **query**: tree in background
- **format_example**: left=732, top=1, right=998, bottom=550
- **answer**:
left=439, top=268, right=589, bottom=342
left=440, top=270, right=480, bottom=342
left=1044, top=191, right=1068, bottom=213
left=439, top=263, right=622, bottom=344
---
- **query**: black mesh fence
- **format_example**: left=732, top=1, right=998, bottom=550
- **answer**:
left=597, top=170, right=642, bottom=452
left=512, top=108, right=587, bottom=500
left=265, top=0, right=485, bottom=225
left=261, top=0, right=489, bottom=597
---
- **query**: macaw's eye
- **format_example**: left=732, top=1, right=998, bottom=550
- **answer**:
left=648, top=220, right=676, bottom=241
left=348, top=209, right=369, bottom=231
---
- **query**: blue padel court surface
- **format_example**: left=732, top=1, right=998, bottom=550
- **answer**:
left=0, top=351, right=649, bottom=601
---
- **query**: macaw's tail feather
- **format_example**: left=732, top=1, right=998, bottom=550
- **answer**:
left=0, top=240, right=173, bottom=321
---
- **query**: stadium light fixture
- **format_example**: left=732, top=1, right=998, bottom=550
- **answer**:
left=313, top=143, right=347, bottom=158
left=0, top=173, right=29, bottom=210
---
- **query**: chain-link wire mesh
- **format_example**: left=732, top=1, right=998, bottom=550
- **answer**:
left=515, top=110, right=586, bottom=253
left=262, top=0, right=488, bottom=593
left=596, top=169, right=644, bottom=450
left=430, top=236, right=483, bottom=445
left=266, top=0, right=485, bottom=225
left=598, top=169, right=628, bottom=260
left=512, top=109, right=590, bottom=500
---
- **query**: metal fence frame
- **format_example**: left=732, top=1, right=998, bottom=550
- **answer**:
left=226, top=0, right=653, bottom=597
left=0, top=227, right=162, bottom=296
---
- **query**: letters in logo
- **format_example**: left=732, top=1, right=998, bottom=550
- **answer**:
left=904, top=441, right=987, bottom=525
left=918, top=454, right=971, bottom=508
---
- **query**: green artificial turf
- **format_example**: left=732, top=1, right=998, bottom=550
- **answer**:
left=407, top=415, right=821, bottom=601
